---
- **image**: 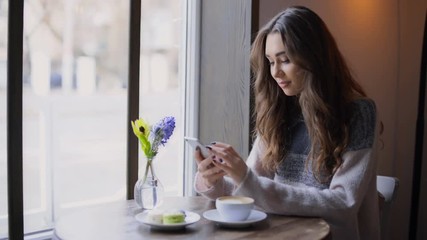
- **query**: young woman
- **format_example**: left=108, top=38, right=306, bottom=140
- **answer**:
left=194, top=6, right=380, bottom=239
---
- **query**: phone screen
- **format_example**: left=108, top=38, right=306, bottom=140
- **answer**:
left=184, top=137, right=210, bottom=157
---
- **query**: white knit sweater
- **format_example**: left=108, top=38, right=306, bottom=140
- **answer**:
left=195, top=99, right=381, bottom=240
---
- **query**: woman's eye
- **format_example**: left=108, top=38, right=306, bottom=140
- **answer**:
left=280, top=58, right=290, bottom=64
left=268, top=58, right=289, bottom=66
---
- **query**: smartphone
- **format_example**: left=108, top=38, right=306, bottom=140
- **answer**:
left=184, top=137, right=210, bottom=157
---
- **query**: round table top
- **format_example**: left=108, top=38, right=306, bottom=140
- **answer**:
left=54, top=196, right=331, bottom=240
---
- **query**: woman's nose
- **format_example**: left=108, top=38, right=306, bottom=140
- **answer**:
left=272, top=64, right=283, bottom=78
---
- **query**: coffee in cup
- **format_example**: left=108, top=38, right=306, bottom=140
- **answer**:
left=215, top=196, right=254, bottom=221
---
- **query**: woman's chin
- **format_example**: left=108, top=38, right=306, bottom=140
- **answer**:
left=282, top=89, right=297, bottom=96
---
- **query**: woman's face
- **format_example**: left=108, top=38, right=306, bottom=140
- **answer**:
left=265, top=32, right=304, bottom=96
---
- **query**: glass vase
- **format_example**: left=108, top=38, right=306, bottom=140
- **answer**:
left=134, top=158, right=164, bottom=209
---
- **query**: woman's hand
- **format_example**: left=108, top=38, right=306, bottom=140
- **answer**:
left=208, top=142, right=248, bottom=185
left=194, top=147, right=226, bottom=188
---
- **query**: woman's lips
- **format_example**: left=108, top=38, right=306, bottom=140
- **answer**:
left=278, top=81, right=290, bottom=88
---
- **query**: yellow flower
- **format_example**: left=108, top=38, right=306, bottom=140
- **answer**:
left=132, top=118, right=150, bottom=138
left=131, top=118, right=152, bottom=157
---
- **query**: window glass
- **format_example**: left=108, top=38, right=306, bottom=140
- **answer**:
left=22, top=0, right=130, bottom=234
left=139, top=0, right=184, bottom=196
left=0, top=0, right=7, bottom=238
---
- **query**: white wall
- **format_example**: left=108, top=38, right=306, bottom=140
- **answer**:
left=259, top=1, right=426, bottom=239
left=199, top=0, right=252, bottom=157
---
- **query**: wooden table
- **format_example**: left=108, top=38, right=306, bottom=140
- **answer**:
left=53, top=196, right=331, bottom=240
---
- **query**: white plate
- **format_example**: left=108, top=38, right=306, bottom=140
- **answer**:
left=135, top=210, right=200, bottom=230
left=203, top=209, right=267, bottom=228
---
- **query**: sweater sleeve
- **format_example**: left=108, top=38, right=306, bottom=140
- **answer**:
left=233, top=99, right=378, bottom=232
left=234, top=147, right=377, bottom=221
left=194, top=137, right=275, bottom=199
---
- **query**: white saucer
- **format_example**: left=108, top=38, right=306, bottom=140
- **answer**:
left=135, top=210, right=200, bottom=230
left=203, top=209, right=267, bottom=228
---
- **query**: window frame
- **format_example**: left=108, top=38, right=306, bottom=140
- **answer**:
left=127, top=0, right=141, bottom=201
left=182, top=0, right=201, bottom=197
left=7, top=0, right=24, bottom=239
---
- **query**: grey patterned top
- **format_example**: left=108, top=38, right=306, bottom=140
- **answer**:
left=275, top=99, right=376, bottom=189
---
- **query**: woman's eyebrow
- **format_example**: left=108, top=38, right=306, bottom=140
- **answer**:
left=265, top=51, right=287, bottom=58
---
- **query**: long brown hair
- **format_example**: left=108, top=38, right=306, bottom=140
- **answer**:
left=251, top=6, right=366, bottom=180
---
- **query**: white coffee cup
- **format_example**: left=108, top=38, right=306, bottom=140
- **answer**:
left=215, top=196, right=254, bottom=221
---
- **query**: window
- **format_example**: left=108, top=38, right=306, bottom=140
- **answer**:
left=0, top=0, right=8, bottom=237
left=138, top=0, right=184, bottom=196
left=1, top=0, right=188, bottom=237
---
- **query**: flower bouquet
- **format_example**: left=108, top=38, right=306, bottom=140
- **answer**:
left=131, top=116, right=175, bottom=209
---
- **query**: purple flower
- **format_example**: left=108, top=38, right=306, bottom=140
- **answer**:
left=153, top=116, right=176, bottom=145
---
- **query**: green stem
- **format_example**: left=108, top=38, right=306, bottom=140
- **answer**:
left=142, top=157, right=158, bottom=206
left=149, top=162, right=155, bottom=176
left=150, top=162, right=158, bottom=206
left=142, top=158, right=152, bottom=184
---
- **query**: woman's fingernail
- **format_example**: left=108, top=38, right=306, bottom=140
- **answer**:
left=210, top=142, right=216, bottom=145
left=205, top=146, right=212, bottom=150
left=196, top=146, right=200, bottom=151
